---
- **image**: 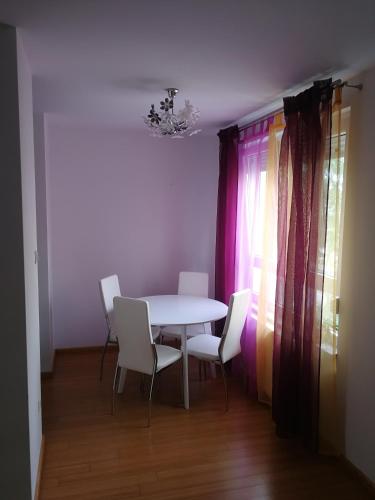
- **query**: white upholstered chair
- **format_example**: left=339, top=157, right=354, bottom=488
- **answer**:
left=99, top=274, right=121, bottom=380
left=187, top=289, right=251, bottom=410
left=112, top=297, right=182, bottom=425
left=161, top=271, right=212, bottom=341
left=98, top=274, right=159, bottom=380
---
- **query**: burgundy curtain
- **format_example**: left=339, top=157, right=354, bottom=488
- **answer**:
left=215, top=126, right=239, bottom=320
left=273, top=80, right=333, bottom=449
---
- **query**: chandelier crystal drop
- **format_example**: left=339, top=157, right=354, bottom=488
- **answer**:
left=143, top=88, right=200, bottom=138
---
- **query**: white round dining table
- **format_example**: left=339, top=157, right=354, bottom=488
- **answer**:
left=142, top=295, right=228, bottom=327
left=117, top=295, right=228, bottom=409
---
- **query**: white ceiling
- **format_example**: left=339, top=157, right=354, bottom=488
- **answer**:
left=1, top=0, right=375, bottom=132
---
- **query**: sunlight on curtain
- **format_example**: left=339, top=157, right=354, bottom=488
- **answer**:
left=235, top=118, right=273, bottom=396
left=256, top=113, right=284, bottom=404
left=319, top=90, right=350, bottom=453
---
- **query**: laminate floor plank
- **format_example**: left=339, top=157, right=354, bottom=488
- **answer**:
left=40, top=350, right=373, bottom=499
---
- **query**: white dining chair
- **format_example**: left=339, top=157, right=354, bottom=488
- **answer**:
left=161, top=271, right=212, bottom=341
left=99, top=274, right=121, bottom=380
left=186, top=289, right=251, bottom=411
left=112, top=296, right=182, bottom=425
left=98, top=274, right=160, bottom=380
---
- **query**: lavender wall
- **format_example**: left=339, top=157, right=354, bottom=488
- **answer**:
left=46, top=119, right=219, bottom=348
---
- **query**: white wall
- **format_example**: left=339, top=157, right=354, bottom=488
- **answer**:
left=34, top=112, right=54, bottom=372
left=339, top=65, right=375, bottom=483
left=0, top=25, right=41, bottom=499
left=17, top=32, right=42, bottom=498
left=45, top=119, right=218, bottom=348
left=0, top=24, right=31, bottom=499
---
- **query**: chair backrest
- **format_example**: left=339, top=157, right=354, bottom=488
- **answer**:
left=219, top=289, right=251, bottom=364
left=113, top=297, right=155, bottom=375
left=178, top=271, right=209, bottom=297
left=99, top=274, right=121, bottom=340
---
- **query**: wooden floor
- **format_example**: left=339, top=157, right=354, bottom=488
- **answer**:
left=40, top=350, right=373, bottom=500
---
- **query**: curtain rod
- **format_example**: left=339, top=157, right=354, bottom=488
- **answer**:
left=331, top=79, right=363, bottom=91
left=238, top=78, right=363, bottom=131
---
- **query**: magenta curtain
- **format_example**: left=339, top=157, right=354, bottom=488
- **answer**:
left=215, top=126, right=239, bottom=314
left=235, top=118, right=273, bottom=397
left=273, top=80, right=333, bottom=449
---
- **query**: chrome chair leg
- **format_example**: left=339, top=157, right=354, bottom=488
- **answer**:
left=220, top=360, right=229, bottom=412
left=99, top=335, right=110, bottom=381
left=112, top=363, right=119, bottom=415
left=147, top=366, right=157, bottom=427
left=181, top=359, right=184, bottom=406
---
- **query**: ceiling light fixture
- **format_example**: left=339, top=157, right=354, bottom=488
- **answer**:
left=143, top=88, right=200, bottom=138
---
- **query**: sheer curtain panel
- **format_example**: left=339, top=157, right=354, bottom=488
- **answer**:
left=235, top=117, right=273, bottom=397
left=319, top=89, right=349, bottom=453
left=256, top=113, right=285, bottom=404
left=215, top=126, right=239, bottom=321
left=273, top=80, right=334, bottom=449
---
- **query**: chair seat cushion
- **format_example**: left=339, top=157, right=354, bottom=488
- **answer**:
left=160, top=325, right=185, bottom=338
left=187, top=334, right=220, bottom=361
left=155, top=345, right=182, bottom=372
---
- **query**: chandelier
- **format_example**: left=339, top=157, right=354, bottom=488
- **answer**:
left=143, top=88, right=200, bottom=138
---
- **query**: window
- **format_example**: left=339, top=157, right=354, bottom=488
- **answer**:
left=321, top=107, right=350, bottom=355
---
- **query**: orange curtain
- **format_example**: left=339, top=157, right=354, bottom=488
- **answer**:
left=256, top=113, right=285, bottom=404
left=319, top=89, right=350, bottom=453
